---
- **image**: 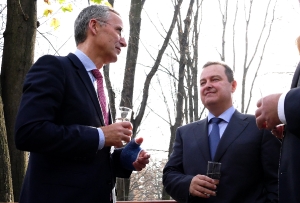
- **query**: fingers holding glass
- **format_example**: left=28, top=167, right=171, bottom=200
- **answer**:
left=115, top=106, right=132, bottom=145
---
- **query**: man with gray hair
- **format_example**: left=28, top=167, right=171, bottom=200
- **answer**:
left=15, top=5, right=150, bottom=203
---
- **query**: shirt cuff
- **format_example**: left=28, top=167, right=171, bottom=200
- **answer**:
left=278, top=91, right=288, bottom=124
left=97, top=128, right=105, bottom=150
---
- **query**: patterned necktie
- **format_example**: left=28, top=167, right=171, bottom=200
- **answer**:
left=209, top=117, right=222, bottom=160
left=91, top=69, right=109, bottom=126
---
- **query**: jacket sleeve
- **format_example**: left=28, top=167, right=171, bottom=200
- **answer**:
left=163, top=127, right=194, bottom=203
left=284, top=87, right=300, bottom=136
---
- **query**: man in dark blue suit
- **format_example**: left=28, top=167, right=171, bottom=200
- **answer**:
left=14, top=5, right=150, bottom=203
left=163, top=61, right=281, bottom=203
left=255, top=36, right=300, bottom=203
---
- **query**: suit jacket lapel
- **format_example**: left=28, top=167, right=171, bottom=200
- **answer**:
left=214, top=111, right=249, bottom=161
left=67, top=53, right=105, bottom=126
left=194, top=119, right=211, bottom=161
left=291, top=62, right=300, bottom=88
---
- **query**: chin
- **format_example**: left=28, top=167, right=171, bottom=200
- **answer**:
left=107, top=56, right=118, bottom=64
left=204, top=99, right=218, bottom=107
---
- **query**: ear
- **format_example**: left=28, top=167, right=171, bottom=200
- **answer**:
left=231, top=80, right=237, bottom=93
left=88, top=19, right=98, bottom=35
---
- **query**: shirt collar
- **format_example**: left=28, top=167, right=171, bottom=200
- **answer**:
left=74, top=49, right=96, bottom=71
left=208, top=106, right=235, bottom=123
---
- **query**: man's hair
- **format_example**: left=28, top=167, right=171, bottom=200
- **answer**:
left=202, top=61, right=234, bottom=82
left=74, top=5, right=120, bottom=46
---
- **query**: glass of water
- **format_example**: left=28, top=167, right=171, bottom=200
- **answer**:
left=115, top=106, right=132, bottom=122
left=115, top=106, right=132, bottom=145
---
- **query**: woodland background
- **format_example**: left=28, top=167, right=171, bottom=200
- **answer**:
left=1, top=0, right=300, bottom=201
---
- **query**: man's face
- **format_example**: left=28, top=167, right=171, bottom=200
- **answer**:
left=200, top=64, right=236, bottom=111
left=95, top=12, right=127, bottom=64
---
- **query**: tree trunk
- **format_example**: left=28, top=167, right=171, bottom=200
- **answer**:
left=108, top=0, right=114, bottom=6
left=116, top=0, right=182, bottom=199
left=104, top=64, right=116, bottom=120
left=117, top=0, right=146, bottom=200
left=164, top=0, right=195, bottom=199
left=168, top=0, right=194, bottom=162
left=132, top=0, right=182, bottom=136
left=116, top=178, right=130, bottom=201
left=120, top=0, right=145, bottom=109
left=0, top=96, right=13, bottom=203
left=192, top=0, right=202, bottom=121
left=1, top=0, right=37, bottom=200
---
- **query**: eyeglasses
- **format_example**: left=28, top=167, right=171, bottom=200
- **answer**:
left=96, top=20, right=125, bottom=39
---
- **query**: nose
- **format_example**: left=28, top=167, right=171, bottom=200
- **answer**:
left=120, top=37, right=127, bottom=47
left=204, top=81, right=212, bottom=88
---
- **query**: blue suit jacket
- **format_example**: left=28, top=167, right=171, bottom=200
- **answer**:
left=279, top=62, right=300, bottom=202
left=163, top=111, right=281, bottom=203
left=15, top=53, right=131, bottom=203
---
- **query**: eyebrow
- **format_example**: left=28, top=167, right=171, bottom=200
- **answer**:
left=200, top=75, right=221, bottom=80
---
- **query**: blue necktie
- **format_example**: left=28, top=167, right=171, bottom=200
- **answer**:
left=209, top=117, right=222, bottom=160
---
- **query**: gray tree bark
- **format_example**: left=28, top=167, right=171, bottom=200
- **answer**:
left=162, top=0, right=196, bottom=199
left=1, top=0, right=37, bottom=200
left=0, top=96, right=13, bottom=203
left=117, top=0, right=146, bottom=200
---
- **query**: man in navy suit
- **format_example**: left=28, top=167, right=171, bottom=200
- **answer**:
left=14, top=5, right=150, bottom=203
left=255, top=36, right=300, bottom=203
left=163, top=61, right=281, bottom=203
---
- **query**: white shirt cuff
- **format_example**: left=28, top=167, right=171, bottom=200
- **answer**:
left=278, top=91, right=288, bottom=124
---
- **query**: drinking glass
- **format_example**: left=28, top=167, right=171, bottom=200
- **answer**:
left=115, top=106, right=132, bottom=122
left=272, top=124, right=285, bottom=139
left=115, top=106, right=132, bottom=145
left=206, top=161, right=221, bottom=180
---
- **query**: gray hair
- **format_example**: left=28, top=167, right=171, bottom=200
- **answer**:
left=74, top=5, right=120, bottom=46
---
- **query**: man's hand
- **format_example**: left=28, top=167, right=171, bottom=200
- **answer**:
left=101, top=122, right=132, bottom=148
left=132, top=137, right=150, bottom=171
left=189, top=175, right=219, bottom=198
left=255, top=93, right=282, bottom=130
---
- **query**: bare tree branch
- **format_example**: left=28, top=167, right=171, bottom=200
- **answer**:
left=245, top=0, right=277, bottom=113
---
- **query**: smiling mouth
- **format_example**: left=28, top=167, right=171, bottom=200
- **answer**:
left=205, top=92, right=216, bottom=96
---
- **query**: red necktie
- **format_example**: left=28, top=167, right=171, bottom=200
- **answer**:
left=91, top=69, right=109, bottom=125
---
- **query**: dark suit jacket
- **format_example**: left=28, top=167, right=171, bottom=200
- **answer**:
left=279, top=62, right=300, bottom=203
left=14, top=53, right=132, bottom=203
left=163, top=111, right=281, bottom=203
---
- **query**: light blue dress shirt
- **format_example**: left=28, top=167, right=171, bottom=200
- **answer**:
left=74, top=49, right=105, bottom=150
left=207, top=106, right=235, bottom=138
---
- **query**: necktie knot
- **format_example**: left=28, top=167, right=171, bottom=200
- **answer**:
left=91, top=69, right=103, bottom=79
left=210, top=117, right=222, bottom=124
